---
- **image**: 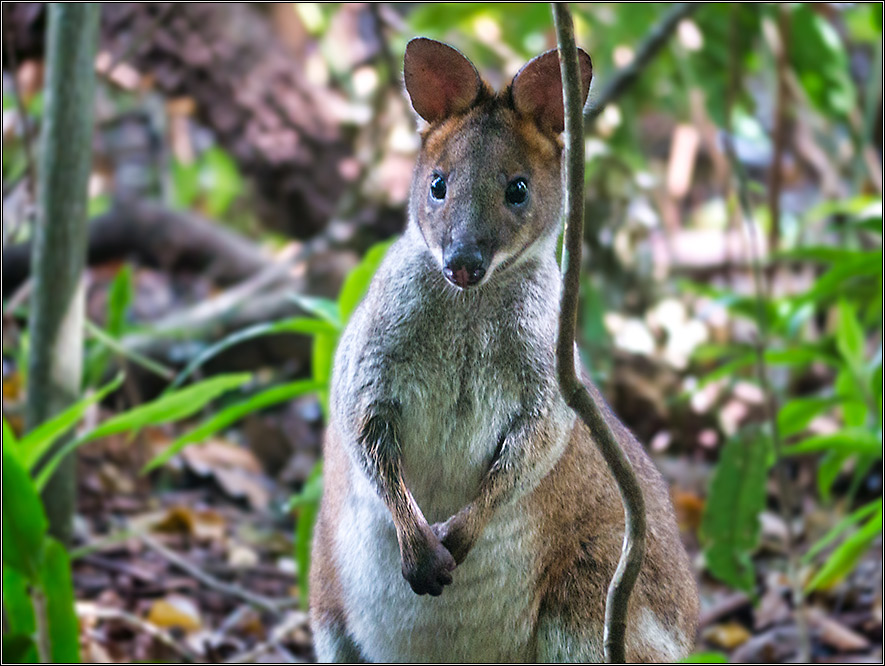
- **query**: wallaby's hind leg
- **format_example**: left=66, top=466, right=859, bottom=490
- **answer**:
left=311, top=617, right=366, bottom=663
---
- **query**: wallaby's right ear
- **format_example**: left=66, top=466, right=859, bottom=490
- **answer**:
left=404, top=38, right=482, bottom=124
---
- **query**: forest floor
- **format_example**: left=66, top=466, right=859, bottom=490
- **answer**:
left=54, top=399, right=880, bottom=664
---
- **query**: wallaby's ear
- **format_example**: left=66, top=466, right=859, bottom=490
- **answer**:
left=404, top=38, right=482, bottom=124
left=511, top=48, right=593, bottom=134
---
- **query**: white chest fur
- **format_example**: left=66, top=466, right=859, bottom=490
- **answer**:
left=335, top=470, right=539, bottom=663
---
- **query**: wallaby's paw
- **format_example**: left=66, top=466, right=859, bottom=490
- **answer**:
left=431, top=516, right=473, bottom=565
left=402, top=537, right=456, bottom=596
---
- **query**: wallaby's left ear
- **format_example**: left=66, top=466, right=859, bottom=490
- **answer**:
left=404, top=37, right=482, bottom=124
left=511, top=48, right=593, bottom=134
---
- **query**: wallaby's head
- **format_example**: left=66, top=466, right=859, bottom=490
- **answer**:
left=404, top=38, right=592, bottom=290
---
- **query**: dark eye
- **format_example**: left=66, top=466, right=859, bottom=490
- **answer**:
left=430, top=175, right=447, bottom=201
left=505, top=178, right=528, bottom=206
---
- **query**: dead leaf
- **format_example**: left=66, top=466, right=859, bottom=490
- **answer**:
left=671, top=488, right=704, bottom=532
left=181, top=439, right=262, bottom=475
left=807, top=607, right=871, bottom=652
left=152, top=505, right=227, bottom=542
left=704, top=621, right=752, bottom=649
left=227, top=543, right=259, bottom=568
left=147, top=595, right=202, bottom=633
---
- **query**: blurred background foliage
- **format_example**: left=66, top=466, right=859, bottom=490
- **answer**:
left=2, top=3, right=882, bottom=663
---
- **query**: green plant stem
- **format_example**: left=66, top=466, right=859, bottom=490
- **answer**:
left=26, top=3, right=100, bottom=544
left=552, top=4, right=647, bottom=662
left=723, top=139, right=811, bottom=663
left=32, top=587, right=52, bottom=663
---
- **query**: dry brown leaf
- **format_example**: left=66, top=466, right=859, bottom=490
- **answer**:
left=211, top=466, right=270, bottom=510
left=704, top=621, right=752, bottom=649
left=671, top=488, right=704, bottom=532
left=146, top=596, right=202, bottom=632
left=807, top=607, right=871, bottom=652
left=151, top=505, right=227, bottom=542
left=181, top=439, right=262, bottom=475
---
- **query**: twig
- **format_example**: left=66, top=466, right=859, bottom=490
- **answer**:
left=552, top=5, right=647, bottom=663
left=224, top=610, right=309, bottom=664
left=584, top=2, right=702, bottom=124
left=722, top=136, right=811, bottom=663
left=141, top=533, right=297, bottom=616
left=77, top=603, right=199, bottom=662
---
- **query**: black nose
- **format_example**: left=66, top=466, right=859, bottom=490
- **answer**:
left=443, top=245, right=487, bottom=289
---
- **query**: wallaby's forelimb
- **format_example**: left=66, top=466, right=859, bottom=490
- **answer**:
left=553, top=4, right=647, bottom=663
left=357, top=404, right=455, bottom=595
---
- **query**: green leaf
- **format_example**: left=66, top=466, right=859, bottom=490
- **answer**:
left=835, top=369, right=868, bottom=427
left=2, top=634, right=38, bottom=663
left=143, top=379, right=324, bottom=473
left=169, top=319, right=336, bottom=391
left=20, top=374, right=124, bottom=471
left=292, top=461, right=323, bottom=610
left=38, top=538, right=80, bottom=662
left=818, top=450, right=850, bottom=501
left=287, top=294, right=342, bottom=328
left=799, top=252, right=882, bottom=307
left=311, top=333, right=337, bottom=416
left=91, top=373, right=251, bottom=440
left=804, top=499, right=882, bottom=563
left=3, top=417, right=18, bottom=448
left=36, top=373, right=252, bottom=490
left=700, top=433, right=772, bottom=593
left=201, top=147, right=243, bottom=217
left=778, top=396, right=842, bottom=438
left=806, top=508, right=882, bottom=591
left=3, top=565, right=36, bottom=635
left=106, top=264, right=133, bottom=337
left=680, top=651, right=729, bottom=663
left=788, top=4, right=857, bottom=118
left=836, top=300, right=866, bottom=372
left=787, top=429, right=882, bottom=458
left=337, top=239, right=395, bottom=324
left=1, top=448, right=48, bottom=579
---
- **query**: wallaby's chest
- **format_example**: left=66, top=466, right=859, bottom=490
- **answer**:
left=389, top=305, right=525, bottom=520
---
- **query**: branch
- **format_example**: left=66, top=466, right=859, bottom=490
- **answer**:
left=3, top=200, right=274, bottom=298
left=584, top=2, right=702, bottom=124
left=552, top=5, right=647, bottom=663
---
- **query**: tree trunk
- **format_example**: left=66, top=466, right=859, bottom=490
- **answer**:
left=25, top=3, right=100, bottom=544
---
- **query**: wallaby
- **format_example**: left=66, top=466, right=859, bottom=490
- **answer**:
left=309, top=38, right=699, bottom=663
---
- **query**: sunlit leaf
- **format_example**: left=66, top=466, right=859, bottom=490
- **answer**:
left=804, top=499, right=882, bottom=563
left=337, top=239, right=395, bottom=324
left=169, top=318, right=337, bottom=390
left=1, top=448, right=47, bottom=579
left=20, top=374, right=124, bottom=471
left=806, top=508, right=882, bottom=591
left=36, top=373, right=252, bottom=490
left=144, top=379, right=323, bottom=473
left=292, top=461, right=323, bottom=610
left=787, top=428, right=881, bottom=457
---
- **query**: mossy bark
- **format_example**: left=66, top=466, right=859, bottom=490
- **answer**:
left=25, top=3, right=100, bottom=544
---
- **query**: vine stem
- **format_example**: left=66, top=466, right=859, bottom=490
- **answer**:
left=552, top=4, right=647, bottom=662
